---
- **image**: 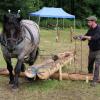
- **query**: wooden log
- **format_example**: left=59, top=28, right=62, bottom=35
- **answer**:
left=0, top=52, right=74, bottom=80
left=37, top=56, right=74, bottom=79
left=25, top=51, right=74, bottom=79
left=0, top=68, right=94, bottom=82
left=51, top=73, right=93, bottom=81
left=0, top=68, right=25, bottom=77
left=52, top=51, right=73, bottom=60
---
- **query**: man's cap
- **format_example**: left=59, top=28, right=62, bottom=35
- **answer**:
left=86, top=16, right=97, bottom=21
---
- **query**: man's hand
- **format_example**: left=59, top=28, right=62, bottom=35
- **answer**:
left=81, top=36, right=91, bottom=40
left=73, top=35, right=84, bottom=40
left=73, top=35, right=91, bottom=40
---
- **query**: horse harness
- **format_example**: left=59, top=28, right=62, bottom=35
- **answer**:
left=0, top=23, right=35, bottom=52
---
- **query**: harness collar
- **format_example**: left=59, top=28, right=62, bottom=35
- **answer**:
left=0, top=34, right=24, bottom=52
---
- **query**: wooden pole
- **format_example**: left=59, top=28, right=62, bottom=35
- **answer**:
left=73, top=18, right=75, bottom=33
left=59, top=65, right=62, bottom=81
left=70, top=27, right=74, bottom=42
left=51, top=72, right=93, bottom=81
left=56, top=18, right=59, bottom=42
left=74, top=39, right=77, bottom=73
left=80, top=40, right=83, bottom=72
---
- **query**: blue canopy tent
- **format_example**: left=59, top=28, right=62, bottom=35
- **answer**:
left=29, top=7, right=75, bottom=18
left=29, top=7, right=75, bottom=41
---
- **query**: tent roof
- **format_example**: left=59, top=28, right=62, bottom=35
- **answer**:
left=29, top=7, right=75, bottom=18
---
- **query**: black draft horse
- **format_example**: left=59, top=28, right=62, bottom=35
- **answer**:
left=0, top=13, right=40, bottom=89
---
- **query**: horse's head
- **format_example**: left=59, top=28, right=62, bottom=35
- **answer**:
left=3, top=13, right=22, bottom=52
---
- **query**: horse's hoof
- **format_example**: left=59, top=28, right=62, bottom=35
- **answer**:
left=21, top=66, right=26, bottom=72
left=9, top=81, right=14, bottom=85
left=25, top=77, right=34, bottom=83
left=12, top=85, right=19, bottom=90
left=12, top=87, right=19, bottom=92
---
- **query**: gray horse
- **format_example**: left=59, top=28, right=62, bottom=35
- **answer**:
left=0, top=13, right=40, bottom=89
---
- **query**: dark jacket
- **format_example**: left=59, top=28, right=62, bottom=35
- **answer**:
left=85, top=25, right=100, bottom=51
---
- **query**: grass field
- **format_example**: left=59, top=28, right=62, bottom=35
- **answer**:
left=0, top=28, right=100, bottom=100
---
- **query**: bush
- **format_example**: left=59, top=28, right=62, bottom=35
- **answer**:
left=75, top=20, right=83, bottom=29
left=39, top=18, right=74, bottom=29
left=38, top=18, right=90, bottom=29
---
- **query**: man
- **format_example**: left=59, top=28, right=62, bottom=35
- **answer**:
left=75, top=16, right=100, bottom=86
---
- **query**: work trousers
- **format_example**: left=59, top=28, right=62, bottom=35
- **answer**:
left=88, top=50, right=100, bottom=82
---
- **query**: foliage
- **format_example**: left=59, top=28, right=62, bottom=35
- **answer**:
left=0, top=0, right=44, bottom=20
left=0, top=0, right=100, bottom=27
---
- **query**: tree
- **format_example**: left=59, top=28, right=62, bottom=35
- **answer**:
left=0, top=0, right=100, bottom=21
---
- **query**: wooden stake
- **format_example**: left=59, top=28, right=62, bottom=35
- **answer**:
left=59, top=64, right=62, bottom=81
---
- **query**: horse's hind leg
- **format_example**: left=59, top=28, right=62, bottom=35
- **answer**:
left=21, top=63, right=25, bottom=72
left=5, top=57, right=14, bottom=84
left=25, top=48, right=39, bottom=82
left=29, top=47, right=39, bottom=66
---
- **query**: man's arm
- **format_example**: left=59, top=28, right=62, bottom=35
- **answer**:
left=82, top=30, right=100, bottom=41
left=81, top=35, right=91, bottom=40
left=73, top=30, right=91, bottom=41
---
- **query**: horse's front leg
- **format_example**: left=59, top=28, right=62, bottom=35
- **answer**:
left=13, top=59, right=23, bottom=89
left=4, top=57, right=14, bottom=84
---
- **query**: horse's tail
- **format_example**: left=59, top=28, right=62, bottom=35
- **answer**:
left=28, top=47, right=39, bottom=66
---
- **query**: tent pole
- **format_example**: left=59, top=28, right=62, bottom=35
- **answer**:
left=46, top=18, right=47, bottom=27
left=63, top=18, right=64, bottom=29
left=56, top=18, right=59, bottom=42
left=74, top=18, right=75, bottom=33
left=38, top=16, right=40, bottom=25
left=29, top=16, right=30, bottom=20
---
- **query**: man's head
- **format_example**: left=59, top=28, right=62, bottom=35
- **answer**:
left=86, top=16, right=97, bottom=28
